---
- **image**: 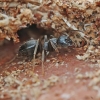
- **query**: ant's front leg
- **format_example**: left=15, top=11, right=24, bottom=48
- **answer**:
left=49, top=40, right=59, bottom=52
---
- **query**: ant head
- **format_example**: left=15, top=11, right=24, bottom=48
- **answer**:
left=57, top=34, right=73, bottom=47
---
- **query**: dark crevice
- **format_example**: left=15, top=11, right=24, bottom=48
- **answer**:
left=17, top=24, right=53, bottom=42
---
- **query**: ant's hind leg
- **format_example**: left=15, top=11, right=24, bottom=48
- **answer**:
left=33, top=39, right=39, bottom=71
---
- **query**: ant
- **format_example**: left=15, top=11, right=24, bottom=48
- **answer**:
left=18, top=34, right=73, bottom=74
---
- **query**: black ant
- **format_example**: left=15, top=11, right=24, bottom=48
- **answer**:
left=18, top=34, right=73, bottom=74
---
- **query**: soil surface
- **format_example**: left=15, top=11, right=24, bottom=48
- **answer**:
left=0, top=40, right=100, bottom=100
left=0, top=38, right=99, bottom=100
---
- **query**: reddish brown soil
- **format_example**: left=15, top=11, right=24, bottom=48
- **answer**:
left=0, top=40, right=99, bottom=100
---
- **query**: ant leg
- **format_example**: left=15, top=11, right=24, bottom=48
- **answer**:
left=42, top=49, right=45, bottom=75
left=41, top=35, right=48, bottom=75
left=33, top=39, right=39, bottom=70
left=49, top=40, right=59, bottom=52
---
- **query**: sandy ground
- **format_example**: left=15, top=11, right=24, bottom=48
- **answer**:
left=0, top=38, right=99, bottom=100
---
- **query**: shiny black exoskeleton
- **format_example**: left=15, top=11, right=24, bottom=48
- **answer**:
left=57, top=35, right=73, bottom=47
left=18, top=39, right=42, bottom=60
left=18, top=34, right=73, bottom=61
left=18, top=34, right=73, bottom=74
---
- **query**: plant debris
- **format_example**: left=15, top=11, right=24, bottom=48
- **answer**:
left=0, top=68, right=59, bottom=99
